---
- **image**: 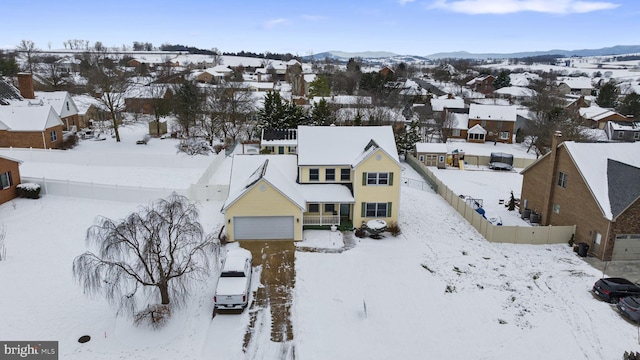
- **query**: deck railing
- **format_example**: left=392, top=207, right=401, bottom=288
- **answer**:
left=303, top=215, right=340, bottom=226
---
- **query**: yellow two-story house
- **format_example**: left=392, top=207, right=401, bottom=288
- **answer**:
left=222, top=125, right=401, bottom=241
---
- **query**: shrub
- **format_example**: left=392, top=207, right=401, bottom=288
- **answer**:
left=134, top=304, right=172, bottom=329
left=60, top=133, right=79, bottom=150
left=354, top=226, right=367, bottom=238
left=177, top=138, right=212, bottom=156
left=386, top=222, right=401, bottom=236
left=16, top=183, right=41, bottom=199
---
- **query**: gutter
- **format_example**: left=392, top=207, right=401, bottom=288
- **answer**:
left=41, top=131, right=47, bottom=150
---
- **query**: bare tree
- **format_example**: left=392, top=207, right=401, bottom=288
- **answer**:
left=16, top=39, right=38, bottom=73
left=39, top=55, right=68, bottom=90
left=147, top=84, right=172, bottom=136
left=205, top=81, right=255, bottom=143
left=72, top=194, right=219, bottom=323
left=210, top=48, right=223, bottom=66
left=84, top=49, right=134, bottom=142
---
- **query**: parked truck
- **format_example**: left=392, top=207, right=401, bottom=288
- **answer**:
left=214, top=248, right=253, bottom=314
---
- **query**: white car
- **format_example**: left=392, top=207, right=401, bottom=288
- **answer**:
left=214, top=248, right=253, bottom=312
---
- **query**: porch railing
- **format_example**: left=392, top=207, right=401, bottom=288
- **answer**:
left=303, top=215, right=340, bottom=226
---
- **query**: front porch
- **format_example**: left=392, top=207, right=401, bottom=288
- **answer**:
left=303, top=202, right=354, bottom=230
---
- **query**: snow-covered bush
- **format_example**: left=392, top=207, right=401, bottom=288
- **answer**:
left=176, top=138, right=212, bottom=156
left=16, top=183, right=41, bottom=199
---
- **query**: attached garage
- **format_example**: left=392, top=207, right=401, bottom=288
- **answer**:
left=233, top=216, right=295, bottom=240
left=612, top=234, right=640, bottom=261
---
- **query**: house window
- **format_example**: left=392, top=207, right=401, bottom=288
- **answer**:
left=468, top=133, right=485, bottom=141
left=419, top=155, right=424, bottom=162
left=340, top=168, right=350, bottom=181
left=265, top=146, right=274, bottom=153
left=325, top=168, right=335, bottom=181
left=553, top=204, right=560, bottom=214
left=499, top=131, right=510, bottom=140
left=0, top=171, right=12, bottom=190
left=308, top=203, right=319, bottom=213
left=367, top=172, right=389, bottom=185
left=634, top=132, right=640, bottom=140
left=66, top=101, right=70, bottom=111
left=452, top=129, right=461, bottom=137
left=309, top=168, right=319, bottom=181
left=324, top=204, right=335, bottom=214
left=558, top=171, right=568, bottom=188
left=288, top=146, right=296, bottom=153
left=364, top=202, right=389, bottom=217
left=50, top=131, right=58, bottom=142
left=617, top=131, right=624, bottom=139
left=439, top=155, right=445, bottom=162
left=481, top=120, right=487, bottom=127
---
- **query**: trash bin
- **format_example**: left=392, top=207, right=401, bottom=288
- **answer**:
left=578, top=242, right=590, bottom=257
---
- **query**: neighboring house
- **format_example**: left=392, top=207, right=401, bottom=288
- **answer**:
left=0, top=155, right=21, bottom=205
left=72, top=94, right=109, bottom=128
left=414, top=143, right=447, bottom=169
left=493, top=86, right=537, bottom=101
left=579, top=105, right=629, bottom=129
left=124, top=85, right=173, bottom=114
left=605, top=121, right=640, bottom=142
left=0, top=105, right=64, bottom=149
left=466, top=75, right=495, bottom=95
left=33, top=91, right=80, bottom=131
left=444, top=110, right=469, bottom=140
left=379, top=66, right=395, bottom=78
left=467, top=104, right=517, bottom=144
left=260, top=128, right=298, bottom=154
left=222, top=125, right=401, bottom=242
left=520, top=136, right=640, bottom=261
left=556, top=77, right=594, bottom=96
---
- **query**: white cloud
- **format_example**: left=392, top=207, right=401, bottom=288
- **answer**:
left=429, top=0, right=620, bottom=14
left=264, top=18, right=289, bottom=29
left=301, top=14, right=327, bottom=21
left=399, top=0, right=416, bottom=5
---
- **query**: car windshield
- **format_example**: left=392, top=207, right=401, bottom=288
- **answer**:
left=606, top=278, right=634, bottom=285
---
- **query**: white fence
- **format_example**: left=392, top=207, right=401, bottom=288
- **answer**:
left=404, top=154, right=575, bottom=245
left=5, top=147, right=230, bottom=203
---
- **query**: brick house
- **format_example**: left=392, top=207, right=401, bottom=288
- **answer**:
left=520, top=135, right=640, bottom=261
left=0, top=105, right=64, bottom=149
left=124, top=85, right=173, bottom=114
left=579, top=105, right=629, bottom=129
left=467, top=104, right=517, bottom=144
left=0, top=155, right=21, bottom=205
left=466, top=75, right=495, bottom=95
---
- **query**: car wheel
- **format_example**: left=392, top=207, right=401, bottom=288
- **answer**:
left=611, top=296, right=619, bottom=304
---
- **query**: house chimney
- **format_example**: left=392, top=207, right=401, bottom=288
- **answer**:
left=541, top=131, right=563, bottom=225
left=17, top=73, right=35, bottom=99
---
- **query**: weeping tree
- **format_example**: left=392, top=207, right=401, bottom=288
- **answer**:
left=72, top=194, right=219, bottom=326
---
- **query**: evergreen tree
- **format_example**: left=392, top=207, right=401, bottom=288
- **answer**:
left=394, top=121, right=422, bottom=155
left=311, top=99, right=334, bottom=126
left=173, top=82, right=202, bottom=136
left=308, top=75, right=331, bottom=98
left=596, top=80, right=618, bottom=108
left=616, top=92, right=640, bottom=120
left=257, top=91, right=309, bottom=129
left=493, top=70, right=511, bottom=90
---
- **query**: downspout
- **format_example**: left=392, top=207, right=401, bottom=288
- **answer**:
left=41, top=131, right=47, bottom=150
left=541, top=131, right=562, bottom=225
left=602, top=220, right=612, bottom=261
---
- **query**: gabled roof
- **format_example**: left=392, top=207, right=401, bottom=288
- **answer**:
left=607, top=159, right=640, bottom=219
left=0, top=79, right=23, bottom=104
left=33, top=91, right=78, bottom=118
left=562, top=141, right=640, bottom=220
left=494, top=86, right=537, bottom=98
left=556, top=77, right=593, bottom=90
left=223, top=155, right=305, bottom=211
left=608, top=121, right=640, bottom=131
left=579, top=106, right=625, bottom=121
left=297, top=125, right=398, bottom=166
left=0, top=105, right=63, bottom=131
left=0, top=154, right=23, bottom=164
left=468, top=104, right=517, bottom=122
left=467, top=123, right=487, bottom=134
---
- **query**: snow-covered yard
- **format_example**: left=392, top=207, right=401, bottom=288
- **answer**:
left=1, top=123, right=638, bottom=359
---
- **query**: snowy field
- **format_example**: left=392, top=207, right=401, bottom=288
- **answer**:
left=1, top=123, right=639, bottom=359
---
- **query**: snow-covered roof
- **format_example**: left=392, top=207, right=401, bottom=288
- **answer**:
left=557, top=77, right=593, bottom=90
left=468, top=124, right=487, bottom=134
left=468, top=104, right=517, bottom=122
left=608, top=121, right=640, bottom=131
left=125, top=84, right=170, bottom=99
left=430, top=98, right=465, bottom=112
left=579, top=106, right=624, bottom=121
left=223, top=154, right=355, bottom=210
left=450, top=113, right=469, bottom=130
left=415, top=142, right=448, bottom=153
left=0, top=105, right=62, bottom=131
left=508, top=72, right=540, bottom=87
left=71, top=94, right=106, bottom=113
left=20, top=91, right=79, bottom=118
left=563, top=141, right=640, bottom=220
left=223, top=155, right=305, bottom=210
left=494, top=86, right=537, bottom=98
left=297, top=125, right=398, bottom=166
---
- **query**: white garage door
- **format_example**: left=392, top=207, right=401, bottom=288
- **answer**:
left=612, top=234, right=640, bottom=260
left=233, top=216, right=294, bottom=240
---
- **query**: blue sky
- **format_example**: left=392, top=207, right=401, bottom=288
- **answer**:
left=2, top=0, right=638, bottom=55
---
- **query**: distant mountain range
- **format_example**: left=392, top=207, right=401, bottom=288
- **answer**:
left=310, top=45, right=640, bottom=61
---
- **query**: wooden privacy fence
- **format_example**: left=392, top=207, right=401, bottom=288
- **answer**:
left=404, top=154, right=575, bottom=245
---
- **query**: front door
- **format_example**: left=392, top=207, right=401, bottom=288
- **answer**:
left=340, top=204, right=350, bottom=220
